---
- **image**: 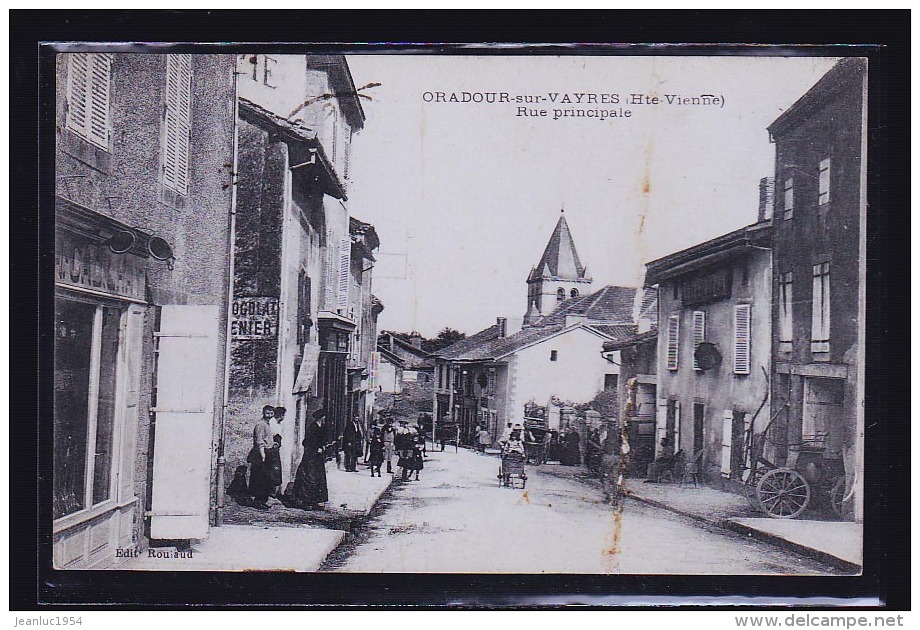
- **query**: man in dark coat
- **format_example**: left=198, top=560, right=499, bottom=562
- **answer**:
left=343, top=415, right=363, bottom=472
left=291, top=406, right=329, bottom=510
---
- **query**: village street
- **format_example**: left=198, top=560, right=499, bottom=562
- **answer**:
left=323, top=447, right=840, bottom=575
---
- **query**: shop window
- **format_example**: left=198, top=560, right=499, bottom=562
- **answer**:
left=54, top=298, right=122, bottom=519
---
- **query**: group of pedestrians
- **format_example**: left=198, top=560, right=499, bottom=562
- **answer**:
left=228, top=402, right=330, bottom=512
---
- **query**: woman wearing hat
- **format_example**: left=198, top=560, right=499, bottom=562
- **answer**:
left=290, top=404, right=329, bottom=510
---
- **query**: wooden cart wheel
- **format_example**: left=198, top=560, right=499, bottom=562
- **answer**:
left=756, top=468, right=811, bottom=519
left=830, top=477, right=847, bottom=518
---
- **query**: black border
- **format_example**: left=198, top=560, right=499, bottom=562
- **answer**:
left=13, top=9, right=910, bottom=610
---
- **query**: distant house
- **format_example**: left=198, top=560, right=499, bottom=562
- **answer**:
left=375, top=346, right=405, bottom=394
left=378, top=332, right=435, bottom=384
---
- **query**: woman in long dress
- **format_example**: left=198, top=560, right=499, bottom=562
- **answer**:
left=291, top=408, right=329, bottom=509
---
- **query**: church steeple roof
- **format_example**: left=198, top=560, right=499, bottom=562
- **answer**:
left=528, top=211, right=589, bottom=282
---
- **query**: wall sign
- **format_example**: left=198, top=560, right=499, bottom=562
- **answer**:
left=231, top=297, right=279, bottom=340
left=56, top=231, right=147, bottom=302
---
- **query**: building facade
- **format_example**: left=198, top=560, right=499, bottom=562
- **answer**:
left=227, top=54, right=378, bottom=495
left=646, top=221, right=773, bottom=488
left=54, top=53, right=237, bottom=567
left=767, top=58, right=867, bottom=522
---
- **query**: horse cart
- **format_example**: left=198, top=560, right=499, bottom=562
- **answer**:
left=744, top=417, right=847, bottom=520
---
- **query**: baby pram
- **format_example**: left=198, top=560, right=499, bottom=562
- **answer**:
left=498, top=450, right=527, bottom=489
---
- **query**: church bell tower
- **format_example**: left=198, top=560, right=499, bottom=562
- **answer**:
left=524, top=210, right=593, bottom=323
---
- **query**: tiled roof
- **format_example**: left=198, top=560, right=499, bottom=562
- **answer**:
left=438, top=285, right=640, bottom=362
left=434, top=324, right=502, bottom=360
left=533, top=285, right=638, bottom=327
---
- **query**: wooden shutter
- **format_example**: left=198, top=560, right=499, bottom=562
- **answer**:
left=66, top=53, right=111, bottom=149
left=673, top=400, right=681, bottom=453
left=733, top=304, right=751, bottom=375
left=666, top=313, right=680, bottom=371
left=150, top=305, right=220, bottom=540
left=163, top=54, right=192, bottom=194
left=692, top=310, right=706, bottom=370
left=117, top=305, right=145, bottom=503
left=818, top=158, right=831, bottom=206
left=337, top=238, right=351, bottom=312
left=720, top=410, right=733, bottom=477
left=655, top=399, right=668, bottom=456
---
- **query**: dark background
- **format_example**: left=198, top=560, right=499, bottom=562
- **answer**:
left=12, top=9, right=910, bottom=610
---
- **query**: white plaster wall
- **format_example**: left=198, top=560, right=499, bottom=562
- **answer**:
left=507, top=327, right=619, bottom=420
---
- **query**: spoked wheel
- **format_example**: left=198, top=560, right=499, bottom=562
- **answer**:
left=829, top=477, right=847, bottom=518
left=756, top=468, right=811, bottom=519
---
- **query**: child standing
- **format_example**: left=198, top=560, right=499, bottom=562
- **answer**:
left=368, top=428, right=385, bottom=477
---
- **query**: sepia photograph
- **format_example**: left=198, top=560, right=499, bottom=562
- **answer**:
left=49, top=48, right=868, bottom=579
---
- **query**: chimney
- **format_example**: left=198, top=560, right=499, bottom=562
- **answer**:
left=408, top=332, right=423, bottom=349
left=758, top=177, right=775, bottom=221
left=496, top=317, right=507, bottom=338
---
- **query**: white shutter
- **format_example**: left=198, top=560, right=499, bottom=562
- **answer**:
left=818, top=158, right=831, bottom=205
left=673, top=400, right=681, bottom=453
left=66, top=53, right=111, bottom=149
left=666, top=313, right=680, bottom=371
left=720, top=410, right=733, bottom=477
left=692, top=311, right=706, bottom=370
left=337, top=237, right=351, bottom=312
left=733, top=304, right=751, bottom=375
left=65, top=54, right=90, bottom=136
left=150, top=305, right=220, bottom=540
left=117, top=305, right=145, bottom=502
left=163, top=54, right=192, bottom=194
left=655, top=399, right=668, bottom=456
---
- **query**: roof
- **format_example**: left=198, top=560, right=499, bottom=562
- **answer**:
left=377, top=346, right=406, bottom=369
left=602, top=328, right=658, bottom=352
left=437, top=285, right=640, bottom=362
left=532, top=285, right=638, bottom=327
left=238, top=97, right=346, bottom=200
left=350, top=216, right=380, bottom=255
left=528, top=213, right=590, bottom=282
left=644, top=221, right=772, bottom=286
left=768, top=58, right=866, bottom=140
left=434, top=324, right=502, bottom=360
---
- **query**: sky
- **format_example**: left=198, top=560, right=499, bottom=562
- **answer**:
left=345, top=54, right=840, bottom=338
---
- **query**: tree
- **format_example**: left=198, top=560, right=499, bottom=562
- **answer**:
left=422, top=327, right=467, bottom=353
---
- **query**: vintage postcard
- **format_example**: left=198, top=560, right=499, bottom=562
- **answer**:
left=51, top=49, right=866, bottom=577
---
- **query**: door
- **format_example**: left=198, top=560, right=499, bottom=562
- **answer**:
left=693, top=403, right=705, bottom=456
left=150, top=305, right=220, bottom=540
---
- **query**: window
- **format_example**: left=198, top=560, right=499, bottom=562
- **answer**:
left=783, top=177, right=794, bottom=220
left=163, top=54, right=192, bottom=194
left=741, top=262, right=749, bottom=286
left=811, top=262, right=830, bottom=353
left=604, top=374, right=618, bottom=391
left=818, top=158, right=831, bottom=206
left=570, top=288, right=579, bottom=298
left=666, top=313, right=680, bottom=371
left=550, top=350, right=558, bottom=362
left=65, top=53, right=113, bottom=150
left=692, top=311, right=706, bottom=370
left=779, top=272, right=793, bottom=351
left=296, top=270, right=312, bottom=346
left=54, top=298, right=122, bottom=519
left=438, top=365, right=443, bottom=390
left=733, top=304, right=751, bottom=375
left=556, top=288, right=565, bottom=302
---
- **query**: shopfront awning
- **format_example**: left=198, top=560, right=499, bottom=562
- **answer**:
left=292, top=345, right=321, bottom=394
